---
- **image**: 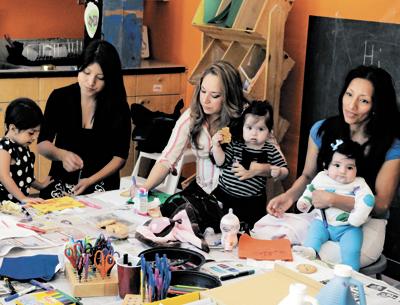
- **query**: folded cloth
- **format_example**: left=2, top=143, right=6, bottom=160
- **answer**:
left=251, top=212, right=317, bottom=245
left=0, top=254, right=59, bottom=281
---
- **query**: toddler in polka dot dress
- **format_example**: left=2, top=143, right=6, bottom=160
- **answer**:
left=0, top=98, right=53, bottom=204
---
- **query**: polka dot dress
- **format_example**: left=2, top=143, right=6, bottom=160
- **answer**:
left=0, top=137, right=35, bottom=202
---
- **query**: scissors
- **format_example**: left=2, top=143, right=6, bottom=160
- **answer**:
left=94, top=250, right=115, bottom=279
left=64, top=244, right=82, bottom=269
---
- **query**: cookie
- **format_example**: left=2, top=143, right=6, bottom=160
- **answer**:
left=96, top=219, right=116, bottom=229
left=296, top=263, right=317, bottom=274
left=120, top=189, right=130, bottom=197
left=220, top=127, right=232, bottom=144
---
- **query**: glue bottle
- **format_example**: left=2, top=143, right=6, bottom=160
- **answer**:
left=220, top=208, right=240, bottom=251
left=137, top=187, right=148, bottom=214
left=278, top=283, right=318, bottom=305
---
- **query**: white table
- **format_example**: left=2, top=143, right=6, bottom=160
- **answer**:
left=1, top=190, right=399, bottom=305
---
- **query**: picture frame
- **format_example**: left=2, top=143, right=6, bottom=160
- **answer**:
left=141, top=25, right=150, bottom=59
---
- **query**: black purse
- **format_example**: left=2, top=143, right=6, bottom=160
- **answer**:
left=160, top=181, right=224, bottom=234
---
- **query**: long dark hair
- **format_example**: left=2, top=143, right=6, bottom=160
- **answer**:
left=318, top=65, right=400, bottom=189
left=190, top=61, right=245, bottom=149
left=79, top=39, right=128, bottom=128
left=5, top=98, right=44, bottom=132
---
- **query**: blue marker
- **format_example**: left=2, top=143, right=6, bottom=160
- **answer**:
left=29, top=279, right=54, bottom=291
left=4, top=286, right=36, bottom=302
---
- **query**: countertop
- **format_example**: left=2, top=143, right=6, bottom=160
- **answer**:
left=0, top=60, right=186, bottom=78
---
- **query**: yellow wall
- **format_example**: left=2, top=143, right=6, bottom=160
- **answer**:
left=3, top=0, right=400, bottom=183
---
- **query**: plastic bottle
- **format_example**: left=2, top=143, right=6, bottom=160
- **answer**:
left=220, top=208, right=240, bottom=251
left=137, top=187, right=148, bottom=214
left=316, top=264, right=366, bottom=305
left=278, top=283, right=318, bottom=305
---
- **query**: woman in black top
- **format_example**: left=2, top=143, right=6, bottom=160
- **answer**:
left=38, top=40, right=131, bottom=198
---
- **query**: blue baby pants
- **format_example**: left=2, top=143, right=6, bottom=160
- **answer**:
left=304, top=219, right=363, bottom=271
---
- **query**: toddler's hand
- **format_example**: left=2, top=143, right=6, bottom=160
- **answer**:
left=270, top=166, right=281, bottom=179
left=297, top=200, right=310, bottom=213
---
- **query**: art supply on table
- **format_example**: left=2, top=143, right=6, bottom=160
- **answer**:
left=277, top=283, right=318, bottom=305
left=64, top=234, right=119, bottom=297
left=117, top=254, right=141, bottom=298
left=316, top=264, right=366, bottom=305
left=140, top=253, right=171, bottom=302
left=200, top=261, right=255, bottom=281
left=238, top=233, right=293, bottom=261
left=29, top=197, right=85, bottom=214
left=13, top=288, right=82, bottom=305
left=29, top=279, right=54, bottom=291
left=137, top=187, right=148, bottom=215
left=0, top=255, right=60, bottom=281
left=4, top=285, right=36, bottom=302
left=77, top=168, right=82, bottom=185
left=16, top=223, right=46, bottom=234
left=77, top=198, right=102, bottom=209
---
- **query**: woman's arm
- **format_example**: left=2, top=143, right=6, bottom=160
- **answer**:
left=130, top=109, right=191, bottom=196
left=37, top=140, right=83, bottom=172
left=267, top=137, right=319, bottom=216
left=373, top=159, right=400, bottom=216
left=73, top=156, right=126, bottom=195
left=211, top=131, right=225, bottom=166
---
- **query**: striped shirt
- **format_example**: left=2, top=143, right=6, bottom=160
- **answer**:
left=218, top=141, right=287, bottom=197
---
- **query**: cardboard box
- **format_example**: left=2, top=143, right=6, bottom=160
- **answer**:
left=144, top=264, right=323, bottom=305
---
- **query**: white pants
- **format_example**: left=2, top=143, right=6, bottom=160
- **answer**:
left=319, top=218, right=387, bottom=267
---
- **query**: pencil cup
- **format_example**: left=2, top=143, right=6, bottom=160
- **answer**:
left=117, top=255, right=141, bottom=298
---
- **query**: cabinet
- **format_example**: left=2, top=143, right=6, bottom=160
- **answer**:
left=190, top=0, right=295, bottom=142
left=0, top=65, right=186, bottom=190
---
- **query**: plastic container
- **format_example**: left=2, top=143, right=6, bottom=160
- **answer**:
left=316, top=264, right=366, bottom=305
left=278, top=283, right=318, bottom=305
left=220, top=208, right=240, bottom=251
left=137, top=187, right=148, bottom=214
left=138, top=247, right=206, bottom=271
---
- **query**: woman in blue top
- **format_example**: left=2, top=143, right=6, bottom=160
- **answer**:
left=268, top=65, right=400, bottom=267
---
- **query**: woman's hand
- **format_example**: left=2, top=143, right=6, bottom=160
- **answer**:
left=311, top=190, right=335, bottom=209
left=267, top=192, right=294, bottom=217
left=22, top=197, right=45, bottom=204
left=72, top=178, right=92, bottom=196
left=232, top=161, right=253, bottom=180
left=60, top=150, right=84, bottom=172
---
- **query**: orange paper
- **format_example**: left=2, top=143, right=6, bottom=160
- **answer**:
left=238, top=233, right=293, bottom=261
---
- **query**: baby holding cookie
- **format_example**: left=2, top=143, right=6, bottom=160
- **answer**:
left=211, top=100, right=288, bottom=228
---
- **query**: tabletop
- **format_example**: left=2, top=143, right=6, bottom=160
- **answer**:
left=0, top=189, right=399, bottom=305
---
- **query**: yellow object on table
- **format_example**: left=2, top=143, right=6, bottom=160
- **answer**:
left=29, top=196, right=85, bottom=214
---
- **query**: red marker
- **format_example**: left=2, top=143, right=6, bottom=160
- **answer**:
left=16, top=223, right=46, bottom=234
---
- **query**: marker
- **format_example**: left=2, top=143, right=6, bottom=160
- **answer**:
left=321, top=208, right=328, bottom=228
left=29, top=279, right=54, bottom=291
left=219, top=269, right=255, bottom=281
left=17, top=223, right=46, bottom=234
left=77, top=198, right=102, bottom=209
left=4, top=285, right=36, bottom=302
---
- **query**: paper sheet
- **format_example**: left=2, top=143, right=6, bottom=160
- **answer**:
left=238, top=233, right=293, bottom=261
left=29, top=196, right=85, bottom=214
